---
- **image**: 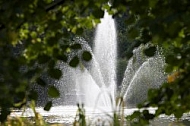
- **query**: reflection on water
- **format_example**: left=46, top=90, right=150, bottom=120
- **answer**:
left=11, top=106, right=190, bottom=126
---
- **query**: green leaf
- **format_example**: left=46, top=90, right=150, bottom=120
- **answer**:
left=48, top=60, right=56, bottom=68
left=165, top=65, right=174, bottom=73
left=128, top=111, right=141, bottom=120
left=126, top=15, right=136, bottom=25
left=48, top=68, right=62, bottom=79
left=44, top=101, right=52, bottom=111
left=149, top=0, right=158, bottom=8
left=126, top=51, right=133, bottom=59
left=56, top=54, right=68, bottom=62
left=92, top=9, right=104, bottom=18
left=48, top=86, right=60, bottom=98
left=144, top=46, right=156, bottom=57
left=127, top=27, right=140, bottom=39
left=70, top=43, right=82, bottom=50
left=82, top=51, right=92, bottom=61
left=76, top=28, right=84, bottom=35
left=36, top=77, right=46, bottom=87
left=38, top=54, right=51, bottom=64
left=28, top=90, right=38, bottom=101
left=69, top=56, right=79, bottom=67
left=174, top=109, right=183, bottom=118
left=165, top=54, right=182, bottom=66
left=143, top=110, right=155, bottom=119
left=30, top=31, right=37, bottom=38
left=61, top=45, right=69, bottom=52
left=165, top=55, right=175, bottom=64
left=0, top=108, right=11, bottom=122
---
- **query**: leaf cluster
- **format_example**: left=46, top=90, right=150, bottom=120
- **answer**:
left=124, top=0, right=190, bottom=124
left=0, top=0, right=124, bottom=122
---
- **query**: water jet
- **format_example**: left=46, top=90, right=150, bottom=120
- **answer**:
left=41, top=11, right=165, bottom=109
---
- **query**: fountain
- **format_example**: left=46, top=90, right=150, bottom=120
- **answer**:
left=39, top=10, right=165, bottom=110
left=22, top=11, right=166, bottom=125
left=10, top=9, right=190, bottom=126
left=120, top=45, right=165, bottom=108
left=49, top=11, right=118, bottom=109
left=12, top=10, right=169, bottom=125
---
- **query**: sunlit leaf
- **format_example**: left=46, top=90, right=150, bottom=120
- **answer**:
left=30, top=31, right=37, bottom=38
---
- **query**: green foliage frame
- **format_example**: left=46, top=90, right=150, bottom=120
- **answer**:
left=1, top=0, right=190, bottom=125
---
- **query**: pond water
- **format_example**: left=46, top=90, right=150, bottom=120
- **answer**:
left=11, top=106, right=190, bottom=126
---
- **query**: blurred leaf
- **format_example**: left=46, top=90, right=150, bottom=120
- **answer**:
left=173, top=47, right=181, bottom=53
left=38, top=54, right=51, bottom=64
left=144, top=46, right=156, bottom=57
left=70, top=43, right=82, bottom=49
left=126, top=51, right=133, bottom=59
left=82, top=51, right=92, bottom=61
left=127, top=111, right=141, bottom=120
left=48, top=86, right=60, bottom=98
left=126, top=15, right=136, bottom=24
left=165, top=65, right=174, bottom=73
left=48, top=68, right=62, bottom=79
left=76, top=28, right=84, bottom=35
left=44, top=101, right=52, bottom=111
left=30, top=31, right=37, bottom=38
left=69, top=56, right=79, bottom=67
left=92, top=9, right=104, bottom=18
left=48, top=60, right=56, bottom=68
left=127, top=27, right=140, bottom=39
left=143, top=110, right=155, bottom=119
left=0, top=108, right=10, bottom=122
left=165, top=55, right=175, bottom=64
left=61, top=45, right=69, bottom=51
left=165, top=54, right=182, bottom=66
left=149, top=0, right=158, bottom=8
left=36, top=77, right=46, bottom=87
left=56, top=54, right=67, bottom=62
left=28, top=90, right=38, bottom=101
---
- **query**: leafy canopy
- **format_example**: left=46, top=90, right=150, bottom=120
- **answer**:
left=1, top=0, right=190, bottom=125
left=124, top=0, right=190, bottom=125
left=0, top=0, right=127, bottom=122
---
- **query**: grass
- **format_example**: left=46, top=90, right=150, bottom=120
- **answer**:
left=1, top=96, right=129, bottom=126
left=1, top=100, right=188, bottom=126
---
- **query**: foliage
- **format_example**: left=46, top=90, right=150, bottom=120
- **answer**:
left=1, top=101, right=45, bottom=126
left=1, top=0, right=190, bottom=125
left=124, top=0, right=190, bottom=125
left=73, top=104, right=86, bottom=126
left=0, top=0, right=129, bottom=122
